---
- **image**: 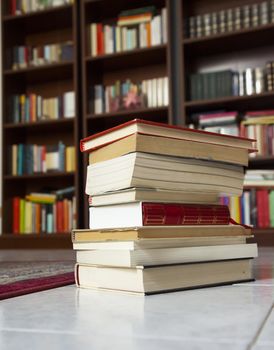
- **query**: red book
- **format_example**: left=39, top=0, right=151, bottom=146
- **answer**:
left=246, top=110, right=274, bottom=117
left=256, top=190, right=264, bottom=228
left=13, top=197, right=20, bottom=234
left=57, top=201, right=63, bottom=233
left=97, top=23, right=104, bottom=55
left=11, top=0, right=17, bottom=15
left=80, top=118, right=255, bottom=153
left=89, top=203, right=230, bottom=229
left=262, top=190, right=270, bottom=228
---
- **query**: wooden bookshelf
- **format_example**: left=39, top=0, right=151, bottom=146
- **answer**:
left=180, top=0, right=274, bottom=246
left=1, top=1, right=83, bottom=247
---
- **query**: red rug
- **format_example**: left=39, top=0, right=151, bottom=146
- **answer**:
left=0, top=261, right=75, bottom=300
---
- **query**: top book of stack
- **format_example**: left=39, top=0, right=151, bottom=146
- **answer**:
left=80, top=119, right=256, bottom=167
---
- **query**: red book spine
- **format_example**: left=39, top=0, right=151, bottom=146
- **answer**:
left=142, top=204, right=230, bottom=226
left=11, top=0, right=16, bottom=15
left=97, top=23, right=103, bottom=55
left=57, top=201, right=63, bottom=233
left=13, top=197, right=20, bottom=234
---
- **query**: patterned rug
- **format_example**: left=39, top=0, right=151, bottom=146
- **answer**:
left=0, top=261, right=75, bottom=300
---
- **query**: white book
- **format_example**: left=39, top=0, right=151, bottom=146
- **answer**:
left=141, top=80, right=148, bottom=107
left=63, top=91, right=75, bottom=118
left=243, top=191, right=251, bottom=226
left=73, top=236, right=248, bottom=251
left=245, top=68, right=254, bottom=95
left=85, top=152, right=244, bottom=197
left=90, top=188, right=220, bottom=206
left=161, top=8, right=167, bottom=43
left=157, top=77, right=164, bottom=107
left=94, top=85, right=103, bottom=114
left=151, top=15, right=161, bottom=45
left=152, top=78, right=157, bottom=107
left=90, top=24, right=97, bottom=57
left=75, top=259, right=254, bottom=294
left=146, top=79, right=153, bottom=107
left=121, top=27, right=127, bottom=51
left=163, top=76, right=169, bottom=106
left=116, top=26, right=121, bottom=52
left=76, top=244, right=258, bottom=268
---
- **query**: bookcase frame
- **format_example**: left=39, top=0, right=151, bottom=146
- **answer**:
left=0, top=1, right=83, bottom=248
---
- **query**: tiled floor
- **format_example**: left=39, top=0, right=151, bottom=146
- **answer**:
left=0, top=247, right=273, bottom=350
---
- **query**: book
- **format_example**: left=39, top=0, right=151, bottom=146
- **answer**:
left=71, top=225, right=252, bottom=243
left=88, top=132, right=250, bottom=166
left=76, top=243, right=258, bottom=267
left=75, top=259, right=254, bottom=294
left=89, top=202, right=230, bottom=230
left=80, top=118, right=255, bottom=152
left=85, top=152, right=244, bottom=197
left=73, top=235, right=250, bottom=250
left=89, top=188, right=220, bottom=206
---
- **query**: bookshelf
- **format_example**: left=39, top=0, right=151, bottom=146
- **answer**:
left=1, top=0, right=274, bottom=247
left=181, top=0, right=274, bottom=245
left=1, top=1, right=82, bottom=248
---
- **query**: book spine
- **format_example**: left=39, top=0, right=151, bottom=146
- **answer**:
left=142, top=203, right=230, bottom=225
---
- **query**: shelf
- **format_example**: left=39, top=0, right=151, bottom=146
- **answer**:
left=87, top=106, right=168, bottom=120
left=183, top=23, right=274, bottom=56
left=86, top=44, right=167, bottom=70
left=4, top=172, right=75, bottom=181
left=4, top=61, right=73, bottom=83
left=185, top=92, right=274, bottom=113
left=4, top=118, right=75, bottom=131
left=2, top=4, right=73, bottom=33
left=0, top=233, right=72, bottom=249
left=247, top=228, right=274, bottom=246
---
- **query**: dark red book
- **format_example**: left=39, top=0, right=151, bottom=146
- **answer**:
left=97, top=23, right=104, bottom=55
left=262, top=190, right=270, bottom=228
left=256, top=190, right=264, bottom=228
left=13, top=197, right=20, bottom=234
left=89, top=203, right=231, bottom=229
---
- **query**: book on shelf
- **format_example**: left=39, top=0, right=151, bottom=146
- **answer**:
left=10, top=41, right=73, bottom=70
left=91, top=77, right=168, bottom=115
left=75, top=259, right=254, bottom=295
left=10, top=142, right=75, bottom=175
left=85, top=152, right=245, bottom=197
left=186, top=1, right=271, bottom=39
left=8, top=0, right=74, bottom=16
left=89, top=188, right=220, bottom=207
left=76, top=243, right=258, bottom=268
left=189, top=65, right=267, bottom=101
left=89, top=203, right=230, bottom=230
left=80, top=118, right=255, bottom=152
left=13, top=192, right=76, bottom=234
left=9, top=91, right=75, bottom=124
left=89, top=6, right=167, bottom=57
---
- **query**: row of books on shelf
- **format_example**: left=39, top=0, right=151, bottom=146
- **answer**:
left=8, top=0, right=74, bottom=16
left=10, top=41, right=73, bottom=70
left=189, top=63, right=274, bottom=101
left=89, top=6, right=167, bottom=56
left=191, top=109, right=274, bottom=157
left=222, top=188, right=274, bottom=228
left=12, top=189, right=76, bottom=234
left=10, top=142, right=75, bottom=175
left=187, top=0, right=273, bottom=39
left=92, top=77, right=168, bottom=114
left=74, top=119, right=256, bottom=294
left=9, top=91, right=75, bottom=124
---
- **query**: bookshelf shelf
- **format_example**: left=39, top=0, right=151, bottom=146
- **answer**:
left=86, top=44, right=167, bottom=70
left=184, top=92, right=274, bottom=113
left=183, top=23, right=274, bottom=56
left=4, top=118, right=75, bottom=131
left=4, top=172, right=75, bottom=181
left=87, top=106, right=168, bottom=120
left=0, top=233, right=72, bottom=249
left=3, top=4, right=72, bottom=21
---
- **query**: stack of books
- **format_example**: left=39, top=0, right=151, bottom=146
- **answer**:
left=9, top=0, right=74, bottom=16
left=73, top=119, right=258, bottom=295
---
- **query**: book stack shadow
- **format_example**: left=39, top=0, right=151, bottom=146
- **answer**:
left=72, top=119, right=258, bottom=295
